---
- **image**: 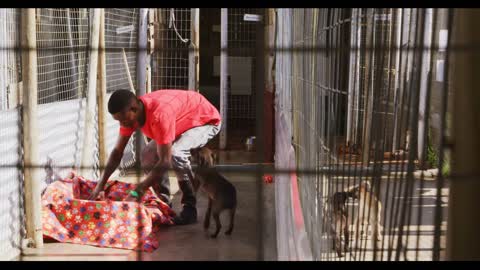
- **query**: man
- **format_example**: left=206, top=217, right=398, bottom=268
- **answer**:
left=88, top=89, right=221, bottom=225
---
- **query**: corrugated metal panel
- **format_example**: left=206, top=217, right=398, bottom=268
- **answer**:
left=0, top=108, right=23, bottom=261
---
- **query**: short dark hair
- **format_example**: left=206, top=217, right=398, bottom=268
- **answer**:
left=108, top=89, right=137, bottom=114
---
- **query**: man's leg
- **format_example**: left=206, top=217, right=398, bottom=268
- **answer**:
left=140, top=139, right=171, bottom=207
left=171, top=123, right=221, bottom=225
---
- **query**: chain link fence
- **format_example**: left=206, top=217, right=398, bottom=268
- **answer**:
left=275, top=8, right=451, bottom=261
left=0, top=9, right=143, bottom=260
left=36, top=8, right=95, bottom=181
left=104, top=8, right=139, bottom=174
left=152, top=8, right=191, bottom=90
left=0, top=7, right=459, bottom=261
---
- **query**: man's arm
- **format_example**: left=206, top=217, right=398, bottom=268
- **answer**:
left=89, top=135, right=130, bottom=199
left=134, top=142, right=172, bottom=195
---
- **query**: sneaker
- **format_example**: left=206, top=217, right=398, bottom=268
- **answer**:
left=173, top=205, right=197, bottom=225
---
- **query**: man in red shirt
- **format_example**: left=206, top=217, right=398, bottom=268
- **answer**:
left=88, top=89, right=221, bottom=225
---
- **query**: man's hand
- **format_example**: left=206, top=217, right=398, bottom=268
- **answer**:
left=124, top=182, right=146, bottom=202
left=124, top=193, right=138, bottom=202
left=88, top=184, right=104, bottom=200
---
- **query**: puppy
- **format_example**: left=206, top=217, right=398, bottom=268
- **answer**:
left=323, top=188, right=356, bottom=257
left=191, top=147, right=237, bottom=238
left=349, top=181, right=383, bottom=241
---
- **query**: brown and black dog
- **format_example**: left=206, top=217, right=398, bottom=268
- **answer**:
left=323, top=188, right=356, bottom=257
left=191, top=147, right=237, bottom=238
left=350, top=181, right=383, bottom=242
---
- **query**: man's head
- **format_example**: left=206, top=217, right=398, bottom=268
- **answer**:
left=108, top=89, right=140, bottom=128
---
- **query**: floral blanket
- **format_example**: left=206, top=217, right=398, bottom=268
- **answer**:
left=41, top=172, right=176, bottom=252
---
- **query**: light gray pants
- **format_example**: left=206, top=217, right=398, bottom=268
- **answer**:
left=140, top=122, right=221, bottom=207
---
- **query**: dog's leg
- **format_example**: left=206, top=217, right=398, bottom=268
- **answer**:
left=333, top=213, right=344, bottom=257
left=204, top=198, right=212, bottom=230
left=372, top=204, right=382, bottom=241
left=210, top=211, right=222, bottom=238
left=358, top=209, right=368, bottom=239
left=225, top=207, right=235, bottom=235
left=343, top=215, right=350, bottom=253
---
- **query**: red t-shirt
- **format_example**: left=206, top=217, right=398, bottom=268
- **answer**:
left=119, top=90, right=221, bottom=145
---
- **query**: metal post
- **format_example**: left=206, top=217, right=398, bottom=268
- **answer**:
left=189, top=8, right=199, bottom=91
left=97, top=9, right=107, bottom=170
left=21, top=8, right=43, bottom=248
left=392, top=8, right=403, bottom=152
left=219, top=8, right=228, bottom=150
left=146, top=9, right=154, bottom=94
left=255, top=10, right=266, bottom=261
left=354, top=10, right=362, bottom=145
left=137, top=8, right=148, bottom=97
left=446, top=8, right=480, bottom=261
left=417, top=8, right=433, bottom=167
left=347, top=9, right=358, bottom=144
left=362, top=9, right=375, bottom=166
left=81, top=8, right=101, bottom=179
left=136, top=8, right=148, bottom=159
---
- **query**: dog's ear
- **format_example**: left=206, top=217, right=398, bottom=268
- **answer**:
left=360, top=180, right=371, bottom=191
left=191, top=148, right=199, bottom=156
left=211, top=151, right=217, bottom=165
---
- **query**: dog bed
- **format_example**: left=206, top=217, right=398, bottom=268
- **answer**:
left=41, top=172, right=176, bottom=252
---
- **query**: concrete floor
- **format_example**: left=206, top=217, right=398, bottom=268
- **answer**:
left=20, top=150, right=276, bottom=261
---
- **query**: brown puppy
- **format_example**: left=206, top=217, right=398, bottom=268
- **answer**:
left=350, top=181, right=383, bottom=241
left=191, top=147, right=237, bottom=238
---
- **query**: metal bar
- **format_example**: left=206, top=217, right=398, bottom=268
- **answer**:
left=391, top=9, right=403, bottom=152
left=417, top=8, right=433, bottom=168
left=389, top=9, right=414, bottom=261
left=137, top=8, right=148, bottom=96
left=396, top=8, right=426, bottom=261
left=188, top=8, right=199, bottom=90
left=381, top=8, right=399, bottom=261
left=255, top=9, right=266, bottom=261
left=219, top=9, right=228, bottom=150
left=415, top=8, right=437, bottom=261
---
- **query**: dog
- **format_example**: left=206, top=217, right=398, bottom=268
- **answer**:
left=349, top=181, right=383, bottom=242
left=190, top=147, right=237, bottom=238
left=323, top=188, right=356, bottom=257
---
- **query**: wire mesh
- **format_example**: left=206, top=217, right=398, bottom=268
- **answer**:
left=104, top=8, right=139, bottom=173
left=275, top=8, right=451, bottom=261
left=151, top=8, right=191, bottom=90
left=0, top=7, right=460, bottom=261
left=227, top=8, right=259, bottom=122
left=105, top=8, right=138, bottom=93
left=35, top=8, right=99, bottom=180
left=36, top=8, right=89, bottom=104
